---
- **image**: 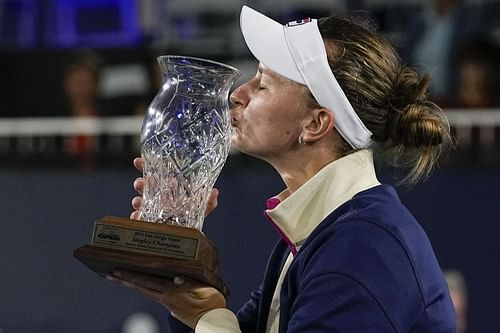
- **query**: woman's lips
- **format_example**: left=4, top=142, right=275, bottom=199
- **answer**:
left=230, top=107, right=242, bottom=127
left=231, top=116, right=238, bottom=127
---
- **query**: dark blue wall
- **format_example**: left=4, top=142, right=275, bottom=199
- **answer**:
left=0, top=159, right=498, bottom=332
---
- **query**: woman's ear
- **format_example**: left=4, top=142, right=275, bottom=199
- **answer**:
left=301, top=108, right=335, bottom=143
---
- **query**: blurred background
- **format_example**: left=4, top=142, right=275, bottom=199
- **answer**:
left=0, top=0, right=499, bottom=332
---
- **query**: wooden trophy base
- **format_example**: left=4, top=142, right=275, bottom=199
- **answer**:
left=73, top=216, right=229, bottom=296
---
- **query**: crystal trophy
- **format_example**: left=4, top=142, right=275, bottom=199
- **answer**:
left=74, top=56, right=240, bottom=296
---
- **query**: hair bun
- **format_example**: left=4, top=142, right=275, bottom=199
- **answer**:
left=381, top=71, right=451, bottom=184
left=388, top=101, right=445, bottom=147
left=387, top=72, right=448, bottom=148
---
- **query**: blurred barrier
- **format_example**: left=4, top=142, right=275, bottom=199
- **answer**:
left=446, top=109, right=500, bottom=145
left=0, top=110, right=499, bottom=165
left=0, top=116, right=142, bottom=136
left=0, top=116, right=142, bottom=164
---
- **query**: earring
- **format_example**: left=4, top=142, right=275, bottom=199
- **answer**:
left=298, top=136, right=305, bottom=145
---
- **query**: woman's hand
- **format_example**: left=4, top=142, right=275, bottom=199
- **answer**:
left=130, top=157, right=145, bottom=220
left=130, top=157, right=220, bottom=220
left=107, top=270, right=226, bottom=328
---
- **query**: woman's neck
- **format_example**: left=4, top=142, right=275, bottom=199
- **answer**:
left=268, top=146, right=340, bottom=193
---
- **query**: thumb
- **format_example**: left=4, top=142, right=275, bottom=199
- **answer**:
left=204, top=188, right=219, bottom=217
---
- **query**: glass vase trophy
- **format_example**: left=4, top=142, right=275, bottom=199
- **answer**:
left=74, top=56, right=240, bottom=296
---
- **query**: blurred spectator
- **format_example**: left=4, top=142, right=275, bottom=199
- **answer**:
left=444, top=270, right=468, bottom=333
left=443, top=39, right=500, bottom=147
left=62, top=50, right=103, bottom=117
left=447, top=38, right=500, bottom=108
left=61, top=50, right=104, bottom=167
left=403, top=0, right=483, bottom=101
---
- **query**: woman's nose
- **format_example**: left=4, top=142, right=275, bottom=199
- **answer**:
left=230, top=83, right=249, bottom=108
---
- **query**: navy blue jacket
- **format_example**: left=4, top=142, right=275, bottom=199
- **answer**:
left=170, top=185, right=456, bottom=332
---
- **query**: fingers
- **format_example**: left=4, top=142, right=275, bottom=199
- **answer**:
left=133, top=157, right=144, bottom=173
left=134, top=177, right=145, bottom=195
left=204, top=188, right=219, bottom=217
left=174, top=276, right=186, bottom=286
left=131, top=196, right=142, bottom=210
left=131, top=157, right=144, bottom=218
left=130, top=196, right=143, bottom=219
left=170, top=276, right=221, bottom=300
left=131, top=159, right=144, bottom=218
left=130, top=210, right=140, bottom=220
left=107, top=271, right=226, bottom=329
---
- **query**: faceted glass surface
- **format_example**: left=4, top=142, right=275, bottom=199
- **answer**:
left=139, top=56, right=240, bottom=230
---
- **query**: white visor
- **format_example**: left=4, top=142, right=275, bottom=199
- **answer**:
left=240, top=5, right=373, bottom=149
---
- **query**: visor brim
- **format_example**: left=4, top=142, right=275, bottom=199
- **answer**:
left=240, top=5, right=305, bottom=84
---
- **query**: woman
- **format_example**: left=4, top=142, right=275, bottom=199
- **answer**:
left=108, top=6, right=456, bottom=332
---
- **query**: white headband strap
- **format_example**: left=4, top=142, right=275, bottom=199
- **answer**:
left=283, top=20, right=372, bottom=149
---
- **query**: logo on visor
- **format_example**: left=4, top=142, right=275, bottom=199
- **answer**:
left=286, top=18, right=312, bottom=27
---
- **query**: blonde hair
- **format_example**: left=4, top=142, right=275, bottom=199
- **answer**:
left=317, top=15, right=452, bottom=184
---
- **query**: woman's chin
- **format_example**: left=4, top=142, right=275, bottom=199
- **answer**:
left=231, top=136, right=264, bottom=159
left=230, top=142, right=245, bottom=155
left=230, top=141, right=251, bottom=157
left=230, top=135, right=243, bottom=151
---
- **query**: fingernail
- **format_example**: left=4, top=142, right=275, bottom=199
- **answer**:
left=174, top=276, right=184, bottom=285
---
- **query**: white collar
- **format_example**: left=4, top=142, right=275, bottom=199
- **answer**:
left=265, top=150, right=380, bottom=250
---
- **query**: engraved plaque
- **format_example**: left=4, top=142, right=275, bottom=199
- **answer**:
left=92, top=223, right=199, bottom=259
